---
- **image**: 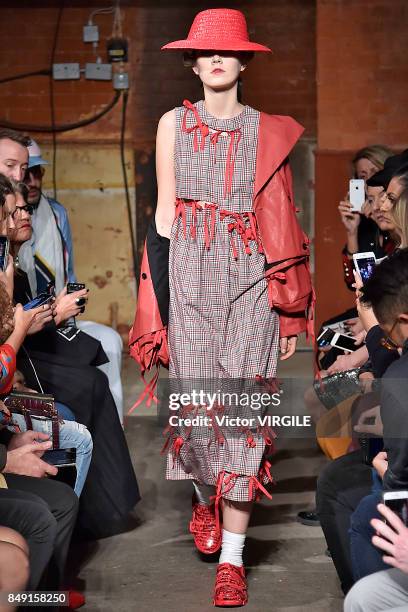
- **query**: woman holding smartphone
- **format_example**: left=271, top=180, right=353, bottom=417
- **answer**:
left=131, top=8, right=313, bottom=607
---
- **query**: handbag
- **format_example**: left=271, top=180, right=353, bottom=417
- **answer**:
left=3, top=391, right=60, bottom=449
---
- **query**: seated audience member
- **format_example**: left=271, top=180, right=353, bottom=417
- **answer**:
left=339, top=145, right=394, bottom=291
left=11, top=368, right=93, bottom=498
left=344, top=503, right=408, bottom=612
left=314, top=164, right=408, bottom=559
left=0, top=178, right=79, bottom=593
left=22, top=140, right=124, bottom=422
left=0, top=527, right=29, bottom=612
left=9, top=178, right=140, bottom=538
left=348, top=248, right=408, bottom=582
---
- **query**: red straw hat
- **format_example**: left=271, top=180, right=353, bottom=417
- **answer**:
left=161, top=8, right=271, bottom=53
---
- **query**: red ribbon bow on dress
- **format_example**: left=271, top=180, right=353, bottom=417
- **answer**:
left=182, top=99, right=242, bottom=198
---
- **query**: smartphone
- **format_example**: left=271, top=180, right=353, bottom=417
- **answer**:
left=42, top=448, right=76, bottom=467
left=349, top=179, right=365, bottom=212
left=317, top=327, right=336, bottom=348
left=383, top=491, right=408, bottom=527
left=67, top=282, right=86, bottom=314
left=67, top=283, right=86, bottom=294
left=0, top=236, right=10, bottom=272
left=331, top=332, right=358, bottom=353
left=23, top=293, right=53, bottom=311
left=353, top=252, right=376, bottom=282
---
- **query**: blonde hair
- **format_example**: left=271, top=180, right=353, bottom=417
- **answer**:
left=352, top=145, right=394, bottom=176
left=393, top=187, right=408, bottom=248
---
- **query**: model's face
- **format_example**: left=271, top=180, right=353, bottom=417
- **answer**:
left=0, top=139, right=28, bottom=182
left=192, top=51, right=246, bottom=90
left=24, top=165, right=43, bottom=206
left=355, top=157, right=379, bottom=180
left=10, top=192, right=32, bottom=245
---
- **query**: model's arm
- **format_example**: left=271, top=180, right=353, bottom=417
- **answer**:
left=155, top=109, right=176, bottom=239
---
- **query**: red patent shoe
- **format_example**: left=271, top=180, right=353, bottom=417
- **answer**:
left=68, top=590, right=85, bottom=609
left=213, top=563, right=248, bottom=607
left=189, top=498, right=222, bottom=554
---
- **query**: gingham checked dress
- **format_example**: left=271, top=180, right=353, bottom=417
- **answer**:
left=165, top=99, right=280, bottom=501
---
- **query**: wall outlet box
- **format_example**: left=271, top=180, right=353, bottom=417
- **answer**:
left=52, top=63, right=80, bottom=80
left=113, top=71, right=129, bottom=90
left=85, top=63, right=112, bottom=80
left=83, top=24, right=99, bottom=43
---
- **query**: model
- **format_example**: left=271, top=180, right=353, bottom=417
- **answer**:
left=130, top=8, right=314, bottom=607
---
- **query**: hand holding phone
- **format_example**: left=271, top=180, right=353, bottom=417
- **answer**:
left=349, top=179, right=366, bottom=212
left=382, top=492, right=408, bottom=527
left=53, top=285, right=88, bottom=325
left=353, top=252, right=376, bottom=282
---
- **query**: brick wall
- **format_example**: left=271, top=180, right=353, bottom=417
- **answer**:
left=315, top=0, right=408, bottom=326
left=0, top=0, right=316, bottom=145
left=317, top=0, right=408, bottom=151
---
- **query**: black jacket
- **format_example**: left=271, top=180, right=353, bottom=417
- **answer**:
left=380, top=341, right=408, bottom=491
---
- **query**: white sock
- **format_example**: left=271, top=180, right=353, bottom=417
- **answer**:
left=193, top=481, right=215, bottom=506
left=219, top=529, right=246, bottom=567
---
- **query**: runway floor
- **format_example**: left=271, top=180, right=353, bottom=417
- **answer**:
left=73, top=352, right=345, bottom=611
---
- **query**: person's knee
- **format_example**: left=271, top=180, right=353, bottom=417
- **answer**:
left=0, top=541, right=30, bottom=592
left=344, top=576, right=372, bottom=612
left=0, top=526, right=29, bottom=556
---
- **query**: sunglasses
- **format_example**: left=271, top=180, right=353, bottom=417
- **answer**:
left=12, top=204, right=34, bottom=219
left=380, top=319, right=401, bottom=351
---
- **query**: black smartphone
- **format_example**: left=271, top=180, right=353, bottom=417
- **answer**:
left=23, top=293, right=53, bottom=311
left=360, top=436, right=383, bottom=466
left=67, top=283, right=86, bottom=294
left=317, top=327, right=335, bottom=348
left=0, top=236, right=10, bottom=272
left=42, top=448, right=76, bottom=467
left=67, top=282, right=86, bottom=314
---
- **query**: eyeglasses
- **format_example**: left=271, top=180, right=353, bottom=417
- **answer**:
left=381, top=319, right=401, bottom=351
left=12, top=204, right=34, bottom=219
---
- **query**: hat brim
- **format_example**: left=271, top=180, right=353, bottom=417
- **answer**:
left=161, top=39, right=272, bottom=53
left=366, top=168, right=391, bottom=189
left=28, top=156, right=49, bottom=169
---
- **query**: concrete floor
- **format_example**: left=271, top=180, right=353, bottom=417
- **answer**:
left=74, top=351, right=345, bottom=611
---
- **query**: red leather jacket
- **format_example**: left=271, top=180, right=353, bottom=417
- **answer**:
left=254, top=112, right=313, bottom=337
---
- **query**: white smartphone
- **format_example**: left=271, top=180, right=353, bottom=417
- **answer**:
left=330, top=332, right=357, bottom=353
left=349, top=179, right=365, bottom=212
left=383, top=491, right=408, bottom=526
left=353, top=252, right=376, bottom=282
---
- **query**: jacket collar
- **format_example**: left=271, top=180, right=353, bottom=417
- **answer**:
left=254, top=113, right=304, bottom=198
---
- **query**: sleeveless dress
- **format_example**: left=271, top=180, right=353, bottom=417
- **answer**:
left=165, top=99, right=279, bottom=502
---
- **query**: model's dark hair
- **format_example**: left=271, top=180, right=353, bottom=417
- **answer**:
left=360, top=248, right=408, bottom=324
left=0, top=129, right=31, bottom=148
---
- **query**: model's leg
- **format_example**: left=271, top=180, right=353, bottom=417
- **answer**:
left=213, top=499, right=252, bottom=607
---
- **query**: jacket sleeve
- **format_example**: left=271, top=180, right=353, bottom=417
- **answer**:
left=263, top=161, right=314, bottom=338
left=0, top=344, right=16, bottom=395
